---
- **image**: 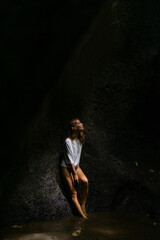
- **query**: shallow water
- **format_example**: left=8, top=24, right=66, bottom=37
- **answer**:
left=1, top=209, right=160, bottom=240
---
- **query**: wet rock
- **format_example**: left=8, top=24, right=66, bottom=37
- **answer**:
left=1, top=0, right=160, bottom=225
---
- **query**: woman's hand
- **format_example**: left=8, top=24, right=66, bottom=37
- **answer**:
left=73, top=173, right=79, bottom=184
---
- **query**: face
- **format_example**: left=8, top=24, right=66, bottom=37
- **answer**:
left=73, top=119, right=84, bottom=131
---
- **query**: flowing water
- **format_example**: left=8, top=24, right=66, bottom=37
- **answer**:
left=1, top=209, right=160, bottom=240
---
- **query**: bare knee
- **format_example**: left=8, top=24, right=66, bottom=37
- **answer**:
left=82, top=178, right=88, bottom=186
left=71, top=189, right=78, bottom=201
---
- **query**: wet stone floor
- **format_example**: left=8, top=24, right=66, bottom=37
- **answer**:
left=1, top=209, right=160, bottom=240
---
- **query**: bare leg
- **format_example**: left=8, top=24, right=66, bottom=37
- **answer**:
left=81, top=182, right=88, bottom=215
left=61, top=167, right=87, bottom=219
left=76, top=167, right=88, bottom=216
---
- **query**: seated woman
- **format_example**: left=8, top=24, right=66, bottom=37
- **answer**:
left=61, top=118, right=88, bottom=219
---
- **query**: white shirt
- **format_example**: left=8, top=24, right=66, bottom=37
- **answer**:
left=61, top=138, right=82, bottom=168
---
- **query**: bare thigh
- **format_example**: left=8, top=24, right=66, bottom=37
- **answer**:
left=76, top=167, right=88, bottom=183
left=61, top=167, right=76, bottom=194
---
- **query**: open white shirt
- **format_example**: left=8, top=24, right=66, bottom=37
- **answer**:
left=61, top=138, right=82, bottom=168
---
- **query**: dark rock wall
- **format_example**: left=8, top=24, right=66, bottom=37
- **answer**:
left=1, top=0, right=160, bottom=225
left=1, top=0, right=105, bottom=224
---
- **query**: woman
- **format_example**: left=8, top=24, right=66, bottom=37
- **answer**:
left=61, top=118, right=88, bottom=219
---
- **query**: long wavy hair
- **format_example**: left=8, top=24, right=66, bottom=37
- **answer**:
left=67, top=118, right=85, bottom=144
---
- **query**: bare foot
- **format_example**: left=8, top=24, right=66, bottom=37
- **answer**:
left=83, top=215, right=88, bottom=219
left=82, top=207, right=87, bottom=217
left=81, top=211, right=88, bottom=219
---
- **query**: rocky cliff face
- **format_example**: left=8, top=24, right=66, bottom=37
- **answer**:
left=1, top=0, right=160, bottom=225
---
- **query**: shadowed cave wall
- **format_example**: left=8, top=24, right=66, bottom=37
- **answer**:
left=1, top=0, right=160, bottom=225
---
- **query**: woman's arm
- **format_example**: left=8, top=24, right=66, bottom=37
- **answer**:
left=65, top=139, right=79, bottom=183
left=70, top=164, right=76, bottom=175
left=65, top=139, right=75, bottom=165
left=70, top=164, right=79, bottom=183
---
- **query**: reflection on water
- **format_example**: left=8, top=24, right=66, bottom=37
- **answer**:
left=1, top=209, right=160, bottom=240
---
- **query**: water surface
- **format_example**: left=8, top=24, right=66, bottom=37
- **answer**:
left=1, top=209, right=160, bottom=240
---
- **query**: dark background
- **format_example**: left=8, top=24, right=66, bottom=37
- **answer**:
left=1, top=0, right=160, bottom=226
left=1, top=0, right=104, bottom=197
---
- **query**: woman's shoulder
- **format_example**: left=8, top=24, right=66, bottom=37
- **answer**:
left=65, top=137, right=82, bottom=145
left=65, top=137, right=72, bottom=143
